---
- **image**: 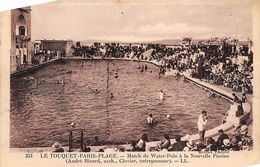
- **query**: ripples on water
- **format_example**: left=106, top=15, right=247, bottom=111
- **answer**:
left=10, top=60, right=231, bottom=148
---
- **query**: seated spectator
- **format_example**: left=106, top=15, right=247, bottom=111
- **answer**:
left=136, top=134, right=148, bottom=151
left=52, top=142, right=64, bottom=152
left=81, top=144, right=91, bottom=152
left=206, top=137, right=218, bottom=151
left=116, top=147, right=125, bottom=152
left=222, top=139, right=232, bottom=150
left=196, top=141, right=207, bottom=151
left=169, top=136, right=186, bottom=151
left=128, top=140, right=138, bottom=152
left=90, top=136, right=102, bottom=146
left=231, top=135, right=242, bottom=151
left=156, top=134, right=171, bottom=150
left=184, top=140, right=197, bottom=151
left=216, top=129, right=229, bottom=149
left=238, top=121, right=249, bottom=137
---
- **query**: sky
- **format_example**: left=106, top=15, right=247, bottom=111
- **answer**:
left=31, top=1, right=253, bottom=42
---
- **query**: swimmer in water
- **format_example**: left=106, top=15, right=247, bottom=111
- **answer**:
left=70, top=122, right=75, bottom=128
left=110, top=93, right=114, bottom=99
left=38, top=78, right=45, bottom=85
left=147, top=114, right=154, bottom=124
left=183, top=76, right=188, bottom=82
left=115, top=73, right=118, bottom=78
left=144, top=64, right=148, bottom=71
left=57, top=77, right=65, bottom=85
left=166, top=114, right=170, bottom=120
left=175, top=72, right=181, bottom=78
left=94, top=89, right=99, bottom=93
left=140, top=65, right=144, bottom=74
left=158, top=89, right=166, bottom=101
left=207, top=91, right=216, bottom=98
left=157, top=72, right=161, bottom=79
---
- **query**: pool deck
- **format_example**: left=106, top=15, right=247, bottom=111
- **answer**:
left=11, top=58, right=61, bottom=77
left=10, top=57, right=252, bottom=152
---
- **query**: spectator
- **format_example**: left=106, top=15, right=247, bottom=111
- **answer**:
left=52, top=142, right=64, bottom=152
left=197, top=110, right=208, bottom=142
left=241, top=93, right=248, bottom=103
left=156, top=134, right=171, bottom=150
left=184, top=140, right=197, bottom=151
left=81, top=144, right=91, bottom=152
left=128, top=140, right=138, bottom=152
left=136, top=134, right=148, bottom=151
left=216, top=129, right=229, bottom=149
left=169, top=136, right=186, bottom=151
left=206, top=137, right=218, bottom=151
left=90, top=136, right=102, bottom=146
left=232, top=93, right=241, bottom=103
left=222, top=139, right=232, bottom=150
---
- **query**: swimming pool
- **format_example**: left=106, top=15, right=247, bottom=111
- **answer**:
left=10, top=59, right=231, bottom=148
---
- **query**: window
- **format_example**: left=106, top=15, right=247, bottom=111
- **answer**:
left=16, top=15, right=27, bottom=36
left=19, top=26, right=26, bottom=36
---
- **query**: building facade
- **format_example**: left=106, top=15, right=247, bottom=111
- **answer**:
left=10, top=7, right=32, bottom=73
left=38, top=40, right=74, bottom=57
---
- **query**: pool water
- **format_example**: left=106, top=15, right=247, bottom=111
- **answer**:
left=10, top=60, right=230, bottom=148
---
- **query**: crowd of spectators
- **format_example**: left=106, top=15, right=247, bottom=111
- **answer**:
left=73, top=40, right=253, bottom=94
left=51, top=120, right=252, bottom=152
left=31, top=50, right=65, bottom=65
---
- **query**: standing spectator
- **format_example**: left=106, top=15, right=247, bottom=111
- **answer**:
left=241, top=93, right=248, bottom=103
left=197, top=110, right=208, bottom=142
left=232, top=93, right=241, bottom=103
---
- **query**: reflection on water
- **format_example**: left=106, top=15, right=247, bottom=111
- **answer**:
left=10, top=60, right=230, bottom=148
